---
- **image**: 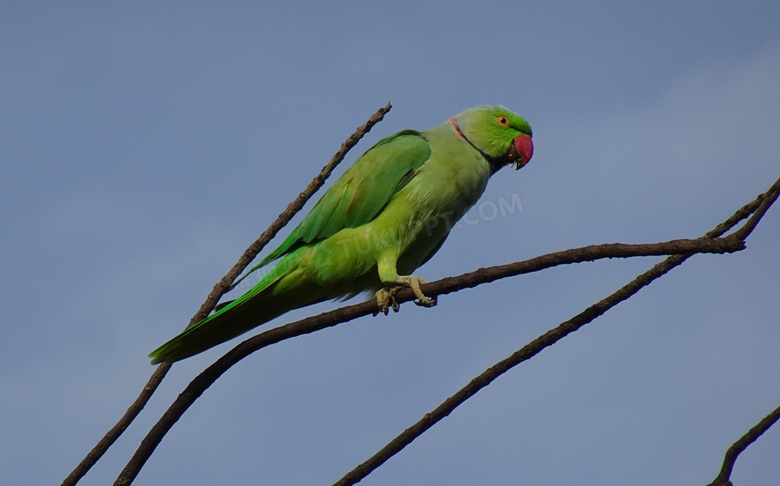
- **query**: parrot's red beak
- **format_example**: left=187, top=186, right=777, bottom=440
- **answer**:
left=511, top=134, right=534, bottom=170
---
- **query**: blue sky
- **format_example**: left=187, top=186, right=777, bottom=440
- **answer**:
left=2, top=2, right=780, bottom=485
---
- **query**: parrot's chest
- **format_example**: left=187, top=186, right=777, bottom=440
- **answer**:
left=409, top=146, right=492, bottom=215
left=385, top=146, right=490, bottom=246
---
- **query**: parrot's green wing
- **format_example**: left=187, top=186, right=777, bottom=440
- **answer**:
left=248, top=130, right=431, bottom=273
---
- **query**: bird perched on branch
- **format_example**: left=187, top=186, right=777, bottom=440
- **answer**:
left=150, top=105, right=534, bottom=364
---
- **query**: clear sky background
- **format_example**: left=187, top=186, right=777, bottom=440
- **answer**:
left=2, top=2, right=780, bottom=485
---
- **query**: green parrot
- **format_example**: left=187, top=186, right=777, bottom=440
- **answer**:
left=149, top=105, right=533, bottom=364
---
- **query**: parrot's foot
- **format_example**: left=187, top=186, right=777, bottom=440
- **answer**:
left=375, top=287, right=400, bottom=315
left=396, top=275, right=437, bottom=308
left=374, top=275, right=437, bottom=315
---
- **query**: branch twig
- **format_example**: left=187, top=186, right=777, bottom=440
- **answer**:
left=61, top=103, right=392, bottom=486
left=706, top=402, right=780, bottom=486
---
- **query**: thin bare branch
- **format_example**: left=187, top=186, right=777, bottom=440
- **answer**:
left=61, top=103, right=392, bottom=486
left=113, top=194, right=773, bottom=486
left=705, top=402, right=780, bottom=486
left=730, top=177, right=780, bottom=241
left=226, top=103, right=393, bottom=292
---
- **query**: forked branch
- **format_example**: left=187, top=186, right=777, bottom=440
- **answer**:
left=332, top=176, right=780, bottom=486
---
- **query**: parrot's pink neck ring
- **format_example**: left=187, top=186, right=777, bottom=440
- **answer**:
left=449, top=118, right=500, bottom=170
left=449, top=118, right=467, bottom=139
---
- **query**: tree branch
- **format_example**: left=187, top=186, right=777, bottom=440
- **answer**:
left=61, top=103, right=392, bottom=486
left=111, top=175, right=780, bottom=485
left=705, top=402, right=780, bottom=486
left=331, top=176, right=780, bottom=486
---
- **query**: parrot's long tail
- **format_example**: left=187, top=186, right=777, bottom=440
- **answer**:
left=149, top=252, right=323, bottom=364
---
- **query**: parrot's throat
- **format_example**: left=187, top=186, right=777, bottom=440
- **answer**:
left=449, top=118, right=504, bottom=173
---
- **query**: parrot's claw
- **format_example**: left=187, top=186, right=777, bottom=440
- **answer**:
left=374, top=288, right=400, bottom=315
left=414, top=294, right=438, bottom=307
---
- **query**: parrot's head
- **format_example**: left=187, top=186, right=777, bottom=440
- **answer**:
left=449, top=105, right=533, bottom=172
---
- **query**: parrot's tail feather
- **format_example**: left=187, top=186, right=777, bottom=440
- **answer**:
left=149, top=253, right=321, bottom=364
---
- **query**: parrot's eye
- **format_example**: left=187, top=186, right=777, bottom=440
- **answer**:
left=497, top=116, right=510, bottom=127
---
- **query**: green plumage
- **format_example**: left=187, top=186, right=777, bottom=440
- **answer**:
left=150, top=106, right=533, bottom=364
